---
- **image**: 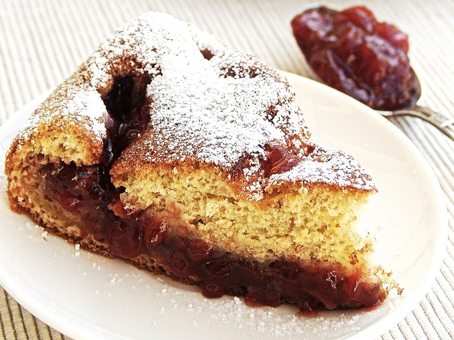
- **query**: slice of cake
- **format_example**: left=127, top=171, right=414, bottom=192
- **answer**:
left=5, top=12, right=398, bottom=311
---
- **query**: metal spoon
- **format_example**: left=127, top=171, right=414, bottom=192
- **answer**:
left=381, top=105, right=454, bottom=141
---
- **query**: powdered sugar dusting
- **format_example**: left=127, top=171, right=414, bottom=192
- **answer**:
left=17, top=11, right=375, bottom=196
left=188, top=24, right=227, bottom=57
left=17, top=12, right=227, bottom=146
left=121, top=35, right=374, bottom=195
left=63, top=90, right=107, bottom=137
left=143, top=55, right=299, bottom=167
left=19, top=82, right=107, bottom=143
left=201, top=297, right=362, bottom=339
left=268, top=147, right=376, bottom=191
left=93, top=263, right=365, bottom=339
left=141, top=275, right=364, bottom=339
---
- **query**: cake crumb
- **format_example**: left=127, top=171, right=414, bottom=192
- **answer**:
left=74, top=243, right=81, bottom=256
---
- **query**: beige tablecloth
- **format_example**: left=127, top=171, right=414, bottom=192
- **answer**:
left=1, top=0, right=453, bottom=339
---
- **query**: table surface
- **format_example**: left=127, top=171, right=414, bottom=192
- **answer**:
left=1, top=0, right=453, bottom=339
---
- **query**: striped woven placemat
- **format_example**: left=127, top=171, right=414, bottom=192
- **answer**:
left=1, top=1, right=453, bottom=339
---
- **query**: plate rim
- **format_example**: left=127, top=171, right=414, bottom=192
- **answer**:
left=0, top=72, right=448, bottom=340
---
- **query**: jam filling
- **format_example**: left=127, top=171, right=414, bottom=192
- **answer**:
left=156, top=235, right=383, bottom=310
left=39, top=74, right=383, bottom=311
left=291, top=6, right=421, bottom=111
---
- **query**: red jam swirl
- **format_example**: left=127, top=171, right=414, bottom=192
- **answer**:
left=264, top=141, right=300, bottom=176
left=291, top=6, right=421, bottom=111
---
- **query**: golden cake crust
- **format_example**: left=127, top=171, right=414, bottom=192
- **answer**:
left=8, top=12, right=375, bottom=201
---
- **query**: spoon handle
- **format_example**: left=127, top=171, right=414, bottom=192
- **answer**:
left=384, top=105, right=454, bottom=141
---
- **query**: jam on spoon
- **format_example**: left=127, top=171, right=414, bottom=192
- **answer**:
left=291, top=5, right=454, bottom=141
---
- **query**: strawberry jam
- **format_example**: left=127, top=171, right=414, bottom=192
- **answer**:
left=42, top=74, right=153, bottom=257
left=38, top=74, right=385, bottom=311
left=291, top=6, right=421, bottom=110
left=155, top=235, right=384, bottom=310
left=264, top=141, right=300, bottom=176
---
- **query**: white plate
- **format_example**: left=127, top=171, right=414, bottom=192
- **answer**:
left=0, top=73, right=447, bottom=340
